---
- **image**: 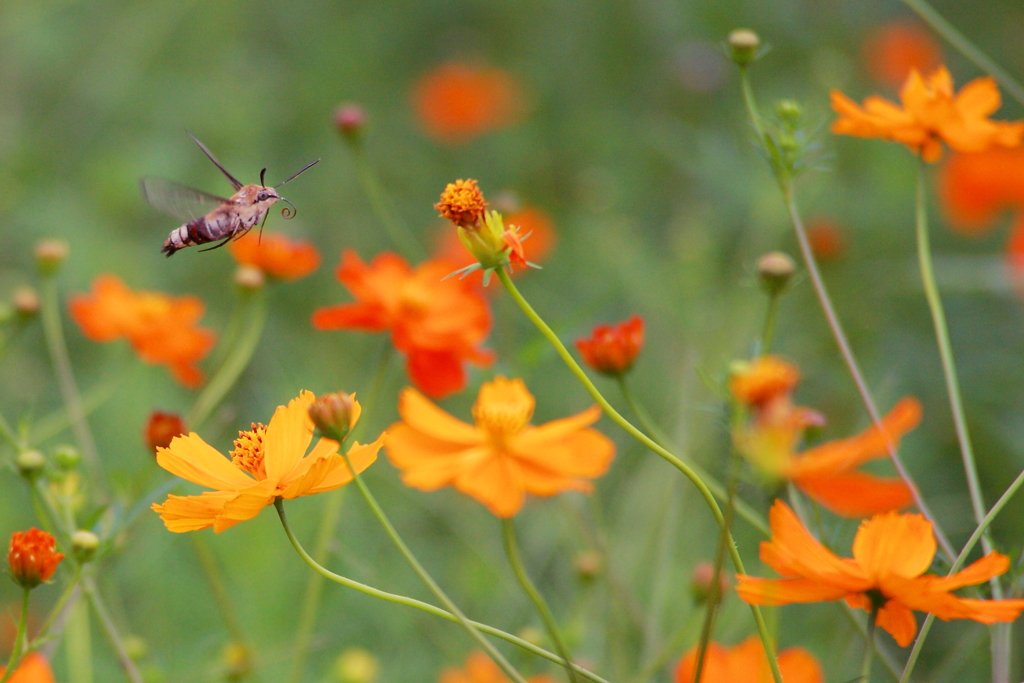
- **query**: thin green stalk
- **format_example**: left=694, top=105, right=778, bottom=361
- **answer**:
left=40, top=276, right=106, bottom=494
left=81, top=576, right=144, bottom=683
left=495, top=268, right=783, bottom=683
left=336, top=458, right=529, bottom=683
left=759, top=293, right=781, bottom=355
left=287, top=345, right=393, bottom=683
left=615, top=376, right=768, bottom=536
left=0, top=589, right=31, bottom=683
left=502, top=519, right=579, bottom=683
left=186, top=287, right=267, bottom=430
left=65, top=600, right=93, bottom=683
left=631, top=611, right=702, bottom=683
left=30, top=566, right=82, bottom=648
left=737, top=67, right=955, bottom=561
left=274, top=500, right=610, bottom=683
left=862, top=607, right=878, bottom=683
left=353, top=146, right=425, bottom=260
left=897, top=0, right=1024, bottom=108
left=899, top=465, right=1024, bottom=683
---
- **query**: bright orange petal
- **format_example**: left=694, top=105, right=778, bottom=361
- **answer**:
left=156, top=433, right=254, bottom=491
left=305, top=434, right=384, bottom=494
left=512, top=427, right=615, bottom=480
left=777, top=648, right=824, bottom=683
left=397, top=387, right=483, bottom=445
left=454, top=453, right=525, bottom=518
left=735, top=575, right=850, bottom=605
left=852, top=511, right=935, bottom=580
left=0, top=652, right=56, bottom=683
left=927, top=552, right=1009, bottom=592
left=151, top=491, right=237, bottom=532
left=794, top=471, right=913, bottom=517
left=674, top=642, right=730, bottom=683
left=264, top=391, right=317, bottom=481
left=215, top=479, right=278, bottom=532
left=875, top=599, right=918, bottom=647
left=954, top=76, right=1001, bottom=118
left=512, top=405, right=603, bottom=450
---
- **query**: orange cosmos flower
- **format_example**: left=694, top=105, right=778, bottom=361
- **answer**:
left=675, top=636, right=822, bottom=683
left=413, top=63, right=525, bottom=143
left=441, top=652, right=557, bottom=683
left=312, top=250, right=495, bottom=399
left=152, top=391, right=384, bottom=533
left=229, top=231, right=320, bottom=280
left=386, top=377, right=615, bottom=518
left=8, top=529, right=64, bottom=589
left=144, top=411, right=187, bottom=454
left=69, top=275, right=215, bottom=388
left=737, top=501, right=1024, bottom=646
left=938, top=148, right=1024, bottom=234
left=731, top=356, right=917, bottom=517
left=0, top=653, right=56, bottom=683
left=831, top=66, right=1024, bottom=162
left=575, top=316, right=645, bottom=376
left=862, top=21, right=941, bottom=89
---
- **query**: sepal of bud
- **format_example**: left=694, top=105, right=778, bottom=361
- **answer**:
left=309, top=392, right=360, bottom=443
left=756, top=251, right=796, bottom=296
left=727, top=29, right=762, bottom=66
left=52, top=445, right=82, bottom=470
left=8, top=528, right=64, bottom=589
left=35, top=239, right=69, bottom=276
left=16, top=450, right=46, bottom=481
left=332, top=648, right=380, bottom=683
left=71, top=530, right=100, bottom=563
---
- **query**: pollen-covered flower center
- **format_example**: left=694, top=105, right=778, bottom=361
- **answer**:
left=473, top=400, right=532, bottom=446
left=231, top=423, right=268, bottom=479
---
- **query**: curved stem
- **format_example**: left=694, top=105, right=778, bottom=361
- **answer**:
left=186, top=287, right=267, bottom=430
left=336, top=459, right=529, bottom=683
left=287, top=346, right=393, bottom=683
left=899, top=465, right=1024, bottom=683
left=0, top=589, right=31, bottom=683
left=274, top=500, right=610, bottom=683
left=353, top=146, right=425, bottom=261
left=502, top=519, right=579, bottom=683
left=40, top=276, right=106, bottom=495
left=81, top=576, right=143, bottom=683
left=897, top=0, right=1024, bottom=109
left=495, top=268, right=783, bottom=683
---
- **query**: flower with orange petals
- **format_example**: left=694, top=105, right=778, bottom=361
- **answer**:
left=229, top=231, right=320, bottom=280
left=863, top=21, right=941, bottom=89
left=413, top=63, right=524, bottom=143
left=69, top=275, right=216, bottom=388
left=576, top=316, right=645, bottom=376
left=0, top=653, right=56, bottom=683
left=386, top=377, right=615, bottom=518
left=312, top=250, right=494, bottom=398
left=939, top=148, right=1024, bottom=233
left=675, top=636, right=822, bottom=683
left=8, top=529, right=63, bottom=589
left=831, top=66, right=1024, bottom=162
left=152, top=391, right=384, bottom=533
left=737, top=501, right=1024, bottom=646
left=442, top=652, right=556, bottom=683
left=731, top=356, right=918, bottom=517
left=145, top=411, right=187, bottom=453
left=805, top=218, right=847, bottom=260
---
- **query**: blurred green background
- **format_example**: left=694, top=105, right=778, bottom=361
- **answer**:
left=2, top=0, right=1024, bottom=681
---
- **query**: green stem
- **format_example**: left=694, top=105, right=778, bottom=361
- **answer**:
left=190, top=534, right=257, bottom=672
left=81, top=576, right=144, bottom=683
left=186, top=287, right=267, bottom=430
left=353, top=146, right=425, bottom=260
left=899, top=465, right=1024, bottom=683
left=40, top=276, right=106, bottom=494
left=630, top=611, right=703, bottom=683
left=287, top=346, right=392, bottom=683
left=897, top=0, right=1024, bottom=108
left=862, top=607, right=878, bottom=683
left=274, top=500, right=610, bottom=683
left=0, top=589, right=31, bottom=683
left=738, top=66, right=956, bottom=561
left=334, top=460, right=530, bottom=683
left=502, top=519, right=579, bottom=683
left=65, top=600, right=93, bottom=683
left=759, top=293, right=780, bottom=355
left=495, top=268, right=783, bottom=683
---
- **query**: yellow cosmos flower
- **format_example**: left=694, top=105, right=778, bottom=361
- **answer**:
left=152, top=391, right=384, bottom=533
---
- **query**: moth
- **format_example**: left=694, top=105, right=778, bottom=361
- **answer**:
left=141, top=133, right=319, bottom=257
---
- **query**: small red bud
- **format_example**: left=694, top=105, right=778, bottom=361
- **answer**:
left=8, top=528, right=64, bottom=589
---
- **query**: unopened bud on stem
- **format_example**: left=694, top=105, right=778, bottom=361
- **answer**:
left=53, top=445, right=81, bottom=470
left=757, top=251, right=796, bottom=296
left=16, top=450, right=46, bottom=481
left=35, top=239, right=69, bottom=276
left=334, top=104, right=366, bottom=145
left=309, top=391, right=358, bottom=443
left=12, top=287, right=40, bottom=317
left=234, top=265, right=265, bottom=291
left=727, top=29, right=761, bottom=66
left=71, top=530, right=100, bottom=563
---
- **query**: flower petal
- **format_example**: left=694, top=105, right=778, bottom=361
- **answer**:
left=777, top=647, right=825, bottom=683
left=264, top=391, right=317, bottom=481
left=152, top=491, right=237, bottom=532
left=396, top=387, right=483, bottom=445
left=156, top=433, right=254, bottom=491
left=735, top=575, right=849, bottom=605
left=875, top=599, right=918, bottom=647
left=512, top=427, right=615, bottom=481
left=454, top=453, right=525, bottom=518
left=927, top=552, right=1009, bottom=592
left=215, top=478, right=278, bottom=532
left=406, top=348, right=469, bottom=399
left=513, top=405, right=603, bottom=450
left=305, top=434, right=385, bottom=495
left=852, top=510, right=935, bottom=580
left=794, top=471, right=913, bottom=517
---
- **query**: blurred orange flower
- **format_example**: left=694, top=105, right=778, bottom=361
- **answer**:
left=737, top=501, right=1024, bottom=646
left=386, top=377, right=615, bottom=517
left=152, top=391, right=383, bottom=533
left=70, top=275, right=216, bottom=388
left=230, top=231, right=320, bottom=280
left=675, top=636, right=822, bottom=683
left=8, top=529, right=63, bottom=589
left=805, top=217, right=847, bottom=260
left=863, top=21, right=941, bottom=88
left=0, top=653, right=56, bottom=683
left=413, top=63, right=525, bottom=143
left=144, top=411, right=187, bottom=453
left=731, top=356, right=918, bottom=517
left=576, top=316, right=645, bottom=376
left=441, top=651, right=557, bottom=683
left=831, top=66, right=1024, bottom=162
left=312, top=250, right=495, bottom=398
left=939, top=148, right=1024, bottom=234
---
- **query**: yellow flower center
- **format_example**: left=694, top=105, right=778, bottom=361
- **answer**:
left=473, top=396, right=533, bottom=447
left=435, top=179, right=489, bottom=227
left=231, top=423, right=268, bottom=479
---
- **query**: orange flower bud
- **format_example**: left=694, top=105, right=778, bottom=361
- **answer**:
left=145, top=411, right=187, bottom=454
left=8, top=529, right=63, bottom=589
left=436, top=179, right=489, bottom=228
left=308, top=392, right=359, bottom=443
left=575, top=316, right=645, bottom=376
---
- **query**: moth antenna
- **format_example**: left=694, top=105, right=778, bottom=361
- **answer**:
left=274, top=159, right=320, bottom=188
left=279, top=197, right=297, bottom=219
left=186, top=131, right=244, bottom=191
left=260, top=167, right=267, bottom=188
left=258, top=208, right=270, bottom=243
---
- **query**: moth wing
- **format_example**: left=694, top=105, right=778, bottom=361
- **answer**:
left=140, top=177, right=230, bottom=222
